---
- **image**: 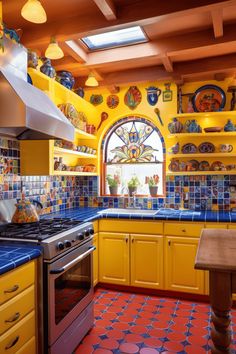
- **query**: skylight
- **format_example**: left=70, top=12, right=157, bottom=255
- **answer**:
left=81, top=26, right=147, bottom=51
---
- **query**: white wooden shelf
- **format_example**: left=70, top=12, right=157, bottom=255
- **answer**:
left=168, top=132, right=236, bottom=138
left=75, top=128, right=97, bottom=140
left=171, top=111, right=236, bottom=118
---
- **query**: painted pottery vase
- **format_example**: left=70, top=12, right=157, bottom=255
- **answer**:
left=149, top=186, right=158, bottom=197
left=168, top=118, right=183, bottom=134
left=40, top=58, right=56, bottom=78
left=27, top=50, right=38, bottom=69
left=184, top=119, right=202, bottom=133
left=169, top=142, right=180, bottom=154
left=56, top=70, right=75, bottom=90
left=224, top=119, right=235, bottom=132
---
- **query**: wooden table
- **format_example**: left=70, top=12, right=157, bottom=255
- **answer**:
left=195, top=229, right=236, bottom=354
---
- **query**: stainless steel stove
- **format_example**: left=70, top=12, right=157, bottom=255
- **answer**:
left=0, top=217, right=95, bottom=354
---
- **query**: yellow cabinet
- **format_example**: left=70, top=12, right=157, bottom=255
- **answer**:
left=165, top=236, right=204, bottom=294
left=0, top=261, right=37, bottom=354
left=93, top=233, right=98, bottom=286
left=130, top=234, right=163, bottom=289
left=99, top=232, right=129, bottom=285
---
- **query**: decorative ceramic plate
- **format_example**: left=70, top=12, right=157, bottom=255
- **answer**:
left=211, top=161, right=226, bottom=171
left=199, top=161, right=210, bottom=171
left=181, top=143, right=198, bottom=154
left=192, top=85, right=226, bottom=112
left=107, top=94, right=119, bottom=109
left=168, top=160, right=179, bottom=172
left=186, top=159, right=199, bottom=171
left=198, top=142, right=215, bottom=153
left=204, top=127, right=222, bottom=133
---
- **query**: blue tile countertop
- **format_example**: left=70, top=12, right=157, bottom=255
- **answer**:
left=42, top=207, right=236, bottom=223
left=0, top=243, right=42, bottom=275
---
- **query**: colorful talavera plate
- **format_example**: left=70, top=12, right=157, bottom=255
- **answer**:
left=192, top=85, right=226, bottom=112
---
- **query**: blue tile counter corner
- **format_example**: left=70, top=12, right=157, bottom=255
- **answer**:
left=0, top=242, right=42, bottom=275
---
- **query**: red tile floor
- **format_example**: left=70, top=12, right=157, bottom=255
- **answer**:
left=75, top=288, right=236, bottom=354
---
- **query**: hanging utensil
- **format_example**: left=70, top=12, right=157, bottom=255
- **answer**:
left=154, top=107, right=164, bottom=126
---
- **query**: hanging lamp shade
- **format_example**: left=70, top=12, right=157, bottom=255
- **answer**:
left=45, top=37, right=64, bottom=60
left=85, top=73, right=98, bottom=87
left=21, top=0, right=47, bottom=24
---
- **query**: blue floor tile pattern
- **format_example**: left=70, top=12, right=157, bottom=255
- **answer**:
left=74, top=288, right=236, bottom=354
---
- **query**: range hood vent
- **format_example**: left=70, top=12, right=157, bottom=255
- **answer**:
left=0, top=37, right=74, bottom=141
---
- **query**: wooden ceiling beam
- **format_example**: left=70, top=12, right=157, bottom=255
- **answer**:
left=211, top=8, right=224, bottom=38
left=62, top=41, right=87, bottom=63
left=92, top=0, right=117, bottom=20
left=161, top=55, right=173, bottom=72
left=21, top=0, right=235, bottom=48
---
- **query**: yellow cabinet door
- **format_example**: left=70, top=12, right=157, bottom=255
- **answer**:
left=130, top=234, right=164, bottom=289
left=99, top=232, right=129, bottom=285
left=93, top=233, right=98, bottom=286
left=165, top=236, right=204, bottom=294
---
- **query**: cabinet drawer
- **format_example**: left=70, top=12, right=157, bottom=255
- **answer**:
left=205, top=223, right=228, bottom=229
left=0, top=311, right=35, bottom=354
left=0, top=285, right=35, bottom=335
left=0, top=261, right=35, bottom=305
left=16, top=337, right=35, bottom=354
left=228, top=224, right=236, bottom=229
left=99, top=219, right=163, bottom=234
left=164, top=222, right=204, bottom=237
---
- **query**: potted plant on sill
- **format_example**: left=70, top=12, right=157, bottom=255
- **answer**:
left=127, top=176, right=140, bottom=196
left=106, top=174, right=120, bottom=195
left=145, top=174, right=159, bottom=197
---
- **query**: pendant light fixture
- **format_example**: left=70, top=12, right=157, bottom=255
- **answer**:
left=45, top=37, right=64, bottom=60
left=85, top=73, right=98, bottom=87
left=21, top=0, right=47, bottom=24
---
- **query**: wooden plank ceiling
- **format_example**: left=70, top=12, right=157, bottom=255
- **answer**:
left=3, top=0, right=236, bottom=87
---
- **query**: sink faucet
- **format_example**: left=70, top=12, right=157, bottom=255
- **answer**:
left=127, top=191, right=140, bottom=209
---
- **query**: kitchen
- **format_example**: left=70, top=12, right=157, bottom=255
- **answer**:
left=1, top=1, right=236, bottom=353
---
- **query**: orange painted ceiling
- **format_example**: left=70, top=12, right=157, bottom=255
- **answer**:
left=3, top=0, right=236, bottom=87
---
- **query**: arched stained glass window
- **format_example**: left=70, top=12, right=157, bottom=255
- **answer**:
left=102, top=117, right=165, bottom=196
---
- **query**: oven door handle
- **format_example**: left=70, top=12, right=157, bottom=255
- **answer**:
left=50, top=246, right=96, bottom=274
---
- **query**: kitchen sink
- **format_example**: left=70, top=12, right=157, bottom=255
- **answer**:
left=98, top=208, right=158, bottom=215
left=156, top=208, right=201, bottom=216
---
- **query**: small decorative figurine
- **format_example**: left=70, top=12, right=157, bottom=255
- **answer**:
left=224, top=119, right=235, bottom=132
left=40, top=58, right=56, bottom=78
left=124, top=86, right=142, bottom=110
left=146, top=86, right=161, bottom=106
left=169, top=142, right=180, bottom=154
left=56, top=70, right=75, bottom=90
left=74, top=87, right=84, bottom=98
left=168, top=118, right=183, bottom=134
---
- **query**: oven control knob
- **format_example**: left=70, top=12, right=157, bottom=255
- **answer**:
left=89, top=228, right=94, bottom=235
left=57, top=242, right=64, bottom=251
left=77, top=233, right=84, bottom=241
left=64, top=240, right=72, bottom=248
left=84, top=230, right=90, bottom=237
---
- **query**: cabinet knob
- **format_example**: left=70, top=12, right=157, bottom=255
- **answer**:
left=168, top=240, right=171, bottom=246
left=132, top=238, right=134, bottom=243
left=182, top=229, right=186, bottom=232
left=126, top=237, right=128, bottom=243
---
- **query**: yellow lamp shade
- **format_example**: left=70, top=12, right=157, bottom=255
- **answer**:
left=85, top=73, right=98, bottom=87
left=45, top=37, right=64, bottom=60
left=21, top=0, right=47, bottom=24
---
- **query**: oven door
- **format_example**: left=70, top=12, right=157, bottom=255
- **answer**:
left=46, top=239, right=95, bottom=347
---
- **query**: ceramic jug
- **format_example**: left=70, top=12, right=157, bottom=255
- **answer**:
left=184, top=119, right=201, bottom=133
left=224, top=119, right=235, bottom=132
left=168, top=118, right=183, bottom=134
left=56, top=70, right=75, bottom=90
left=40, top=58, right=56, bottom=78
left=27, top=50, right=38, bottom=69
